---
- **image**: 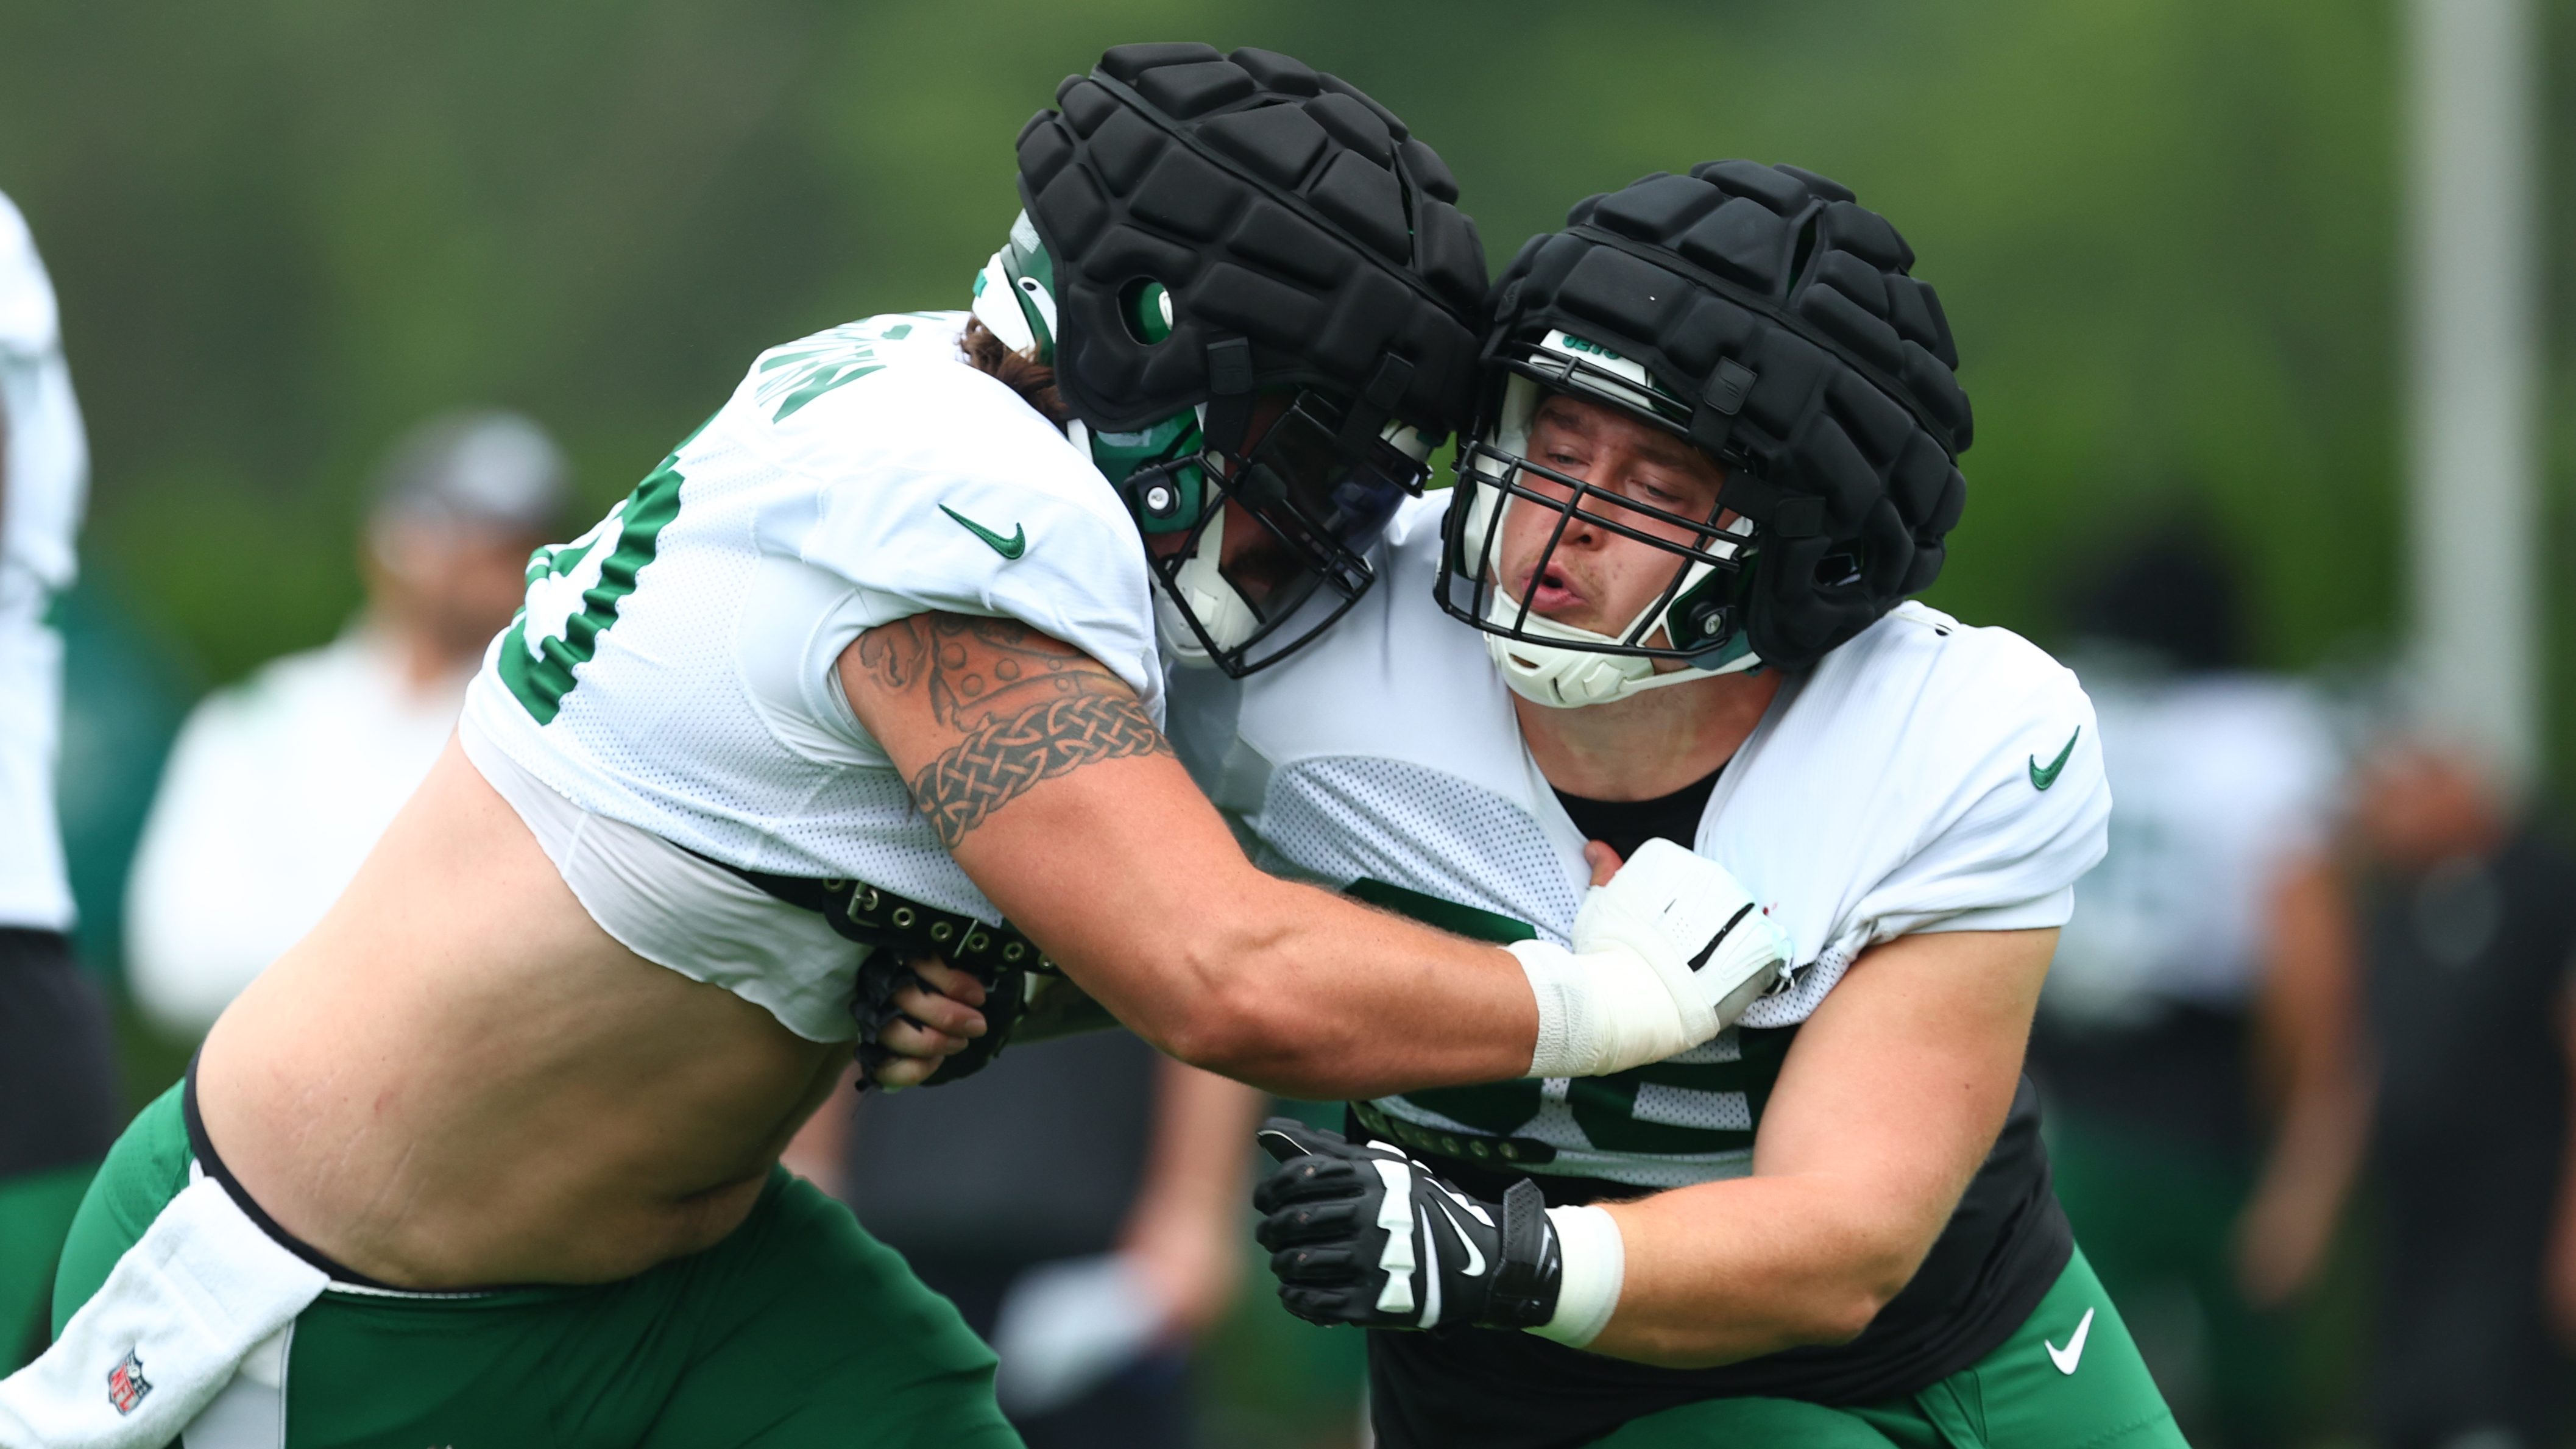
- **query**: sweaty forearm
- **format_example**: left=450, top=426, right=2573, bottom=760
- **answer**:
left=1080, top=874, right=1541, bottom=1099
left=846, top=617, right=1782, bottom=1097
left=1014, top=838, right=1786, bottom=1099
left=1586, top=1174, right=1928, bottom=1367
left=960, top=815, right=1789, bottom=1098
left=959, top=781, right=1792, bottom=1098
left=908, top=740, right=1546, bottom=1096
left=840, top=617, right=1534, bottom=1092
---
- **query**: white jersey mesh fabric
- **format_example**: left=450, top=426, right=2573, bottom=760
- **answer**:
left=1631, top=1083, right=1753, bottom=1133
left=461, top=311, right=1161, bottom=1026
left=1260, top=756, right=1585, bottom=942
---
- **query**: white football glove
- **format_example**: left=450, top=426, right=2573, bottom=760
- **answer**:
left=1510, top=838, right=1795, bottom=1079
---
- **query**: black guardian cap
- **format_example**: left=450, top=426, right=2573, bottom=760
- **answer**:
left=1442, top=161, right=1970, bottom=683
left=1014, top=44, right=1488, bottom=674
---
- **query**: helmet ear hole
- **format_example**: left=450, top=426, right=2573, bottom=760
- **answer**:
left=1118, top=278, right=1175, bottom=345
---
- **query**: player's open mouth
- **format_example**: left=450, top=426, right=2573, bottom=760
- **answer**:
left=1516, top=559, right=1590, bottom=618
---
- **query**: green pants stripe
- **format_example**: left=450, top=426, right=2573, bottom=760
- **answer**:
left=54, top=1083, right=1020, bottom=1448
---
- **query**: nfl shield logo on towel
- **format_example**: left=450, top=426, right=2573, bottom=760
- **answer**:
left=107, top=1348, right=151, bottom=1414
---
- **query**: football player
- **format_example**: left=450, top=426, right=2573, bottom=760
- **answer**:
left=1, top=48, right=1788, bottom=1449
left=892, top=164, right=2182, bottom=1445
left=1219, top=165, right=2184, bottom=1447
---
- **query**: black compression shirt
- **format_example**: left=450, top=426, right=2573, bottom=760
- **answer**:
left=1552, top=766, right=1724, bottom=865
left=1362, top=769, right=2074, bottom=1448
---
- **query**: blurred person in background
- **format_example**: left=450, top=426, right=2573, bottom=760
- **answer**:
left=785, top=1043, right=1261, bottom=1448
left=122, top=410, right=567, bottom=1036
left=2287, top=737, right=2575, bottom=1449
left=2031, top=526, right=2354, bottom=1448
left=0, top=189, right=120, bottom=1372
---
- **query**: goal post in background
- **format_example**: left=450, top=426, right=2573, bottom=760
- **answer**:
left=2404, top=0, right=2542, bottom=787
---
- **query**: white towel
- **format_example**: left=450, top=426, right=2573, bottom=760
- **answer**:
left=988, top=1253, right=1167, bottom=1419
left=0, top=1172, right=328, bottom=1448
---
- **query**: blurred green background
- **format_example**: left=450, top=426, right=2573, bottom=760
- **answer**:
left=0, top=1, right=2440, bottom=692
left=2, top=2, right=2558, bottom=1442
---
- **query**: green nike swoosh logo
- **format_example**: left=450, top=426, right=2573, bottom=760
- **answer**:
left=939, top=504, right=1025, bottom=560
left=2029, top=726, right=2081, bottom=791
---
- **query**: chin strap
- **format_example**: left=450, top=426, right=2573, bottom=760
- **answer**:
left=1155, top=507, right=1262, bottom=668
left=1483, top=584, right=1760, bottom=709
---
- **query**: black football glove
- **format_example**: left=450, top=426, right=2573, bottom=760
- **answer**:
left=852, top=954, right=1023, bottom=1089
left=1253, top=1118, right=1561, bottom=1331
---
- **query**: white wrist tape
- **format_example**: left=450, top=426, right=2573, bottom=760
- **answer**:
left=1513, top=841, right=1793, bottom=1080
left=1507, top=940, right=1694, bottom=1079
left=1527, top=1204, right=1625, bottom=1348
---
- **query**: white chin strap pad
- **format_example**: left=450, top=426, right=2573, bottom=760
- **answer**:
left=1487, top=614, right=1655, bottom=707
left=1154, top=508, right=1261, bottom=667
left=1484, top=583, right=1744, bottom=709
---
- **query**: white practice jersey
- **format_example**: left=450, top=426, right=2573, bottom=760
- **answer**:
left=1175, top=496, right=2109, bottom=1188
left=0, top=191, right=88, bottom=932
left=461, top=311, right=1159, bottom=1037
left=2044, top=665, right=2340, bottom=1025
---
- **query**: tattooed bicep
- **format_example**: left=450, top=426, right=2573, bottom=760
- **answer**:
left=844, top=612, right=1173, bottom=849
left=910, top=690, right=1169, bottom=848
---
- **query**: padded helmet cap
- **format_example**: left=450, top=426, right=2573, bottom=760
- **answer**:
left=1456, top=161, right=1971, bottom=673
left=1014, top=44, right=1488, bottom=449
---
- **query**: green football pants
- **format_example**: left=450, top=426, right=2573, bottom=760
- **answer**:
left=2047, top=1105, right=2290, bottom=1445
left=1592, top=1247, right=2185, bottom=1448
left=53, top=1083, right=1021, bottom=1448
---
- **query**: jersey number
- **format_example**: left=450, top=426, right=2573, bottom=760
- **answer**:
left=499, top=460, right=684, bottom=724
left=1350, top=877, right=1797, bottom=1157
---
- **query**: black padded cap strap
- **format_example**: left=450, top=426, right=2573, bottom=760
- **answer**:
left=1203, top=334, right=1256, bottom=453
left=1334, top=352, right=1415, bottom=456
left=1688, top=356, right=1758, bottom=455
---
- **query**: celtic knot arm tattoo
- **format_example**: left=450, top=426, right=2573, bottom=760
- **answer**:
left=913, top=693, right=1169, bottom=847
left=853, top=613, right=1175, bottom=849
